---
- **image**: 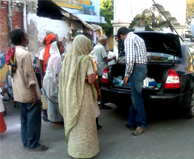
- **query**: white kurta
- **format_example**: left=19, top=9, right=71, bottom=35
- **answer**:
left=43, top=41, right=63, bottom=122
left=0, top=98, right=5, bottom=113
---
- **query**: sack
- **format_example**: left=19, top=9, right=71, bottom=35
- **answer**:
left=6, top=46, right=17, bottom=77
left=10, top=60, right=17, bottom=77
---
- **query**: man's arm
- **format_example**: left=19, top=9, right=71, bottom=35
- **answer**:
left=123, top=36, right=135, bottom=85
left=124, top=37, right=135, bottom=78
left=38, top=49, right=45, bottom=80
left=23, top=53, right=39, bottom=105
left=29, top=85, right=38, bottom=105
left=101, top=47, right=116, bottom=63
left=104, top=56, right=116, bottom=63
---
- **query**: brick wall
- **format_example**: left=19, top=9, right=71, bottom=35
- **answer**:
left=0, top=2, right=9, bottom=54
left=12, top=5, right=23, bottom=30
left=0, top=1, right=23, bottom=54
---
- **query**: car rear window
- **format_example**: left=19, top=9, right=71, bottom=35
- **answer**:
left=147, top=52, right=181, bottom=62
left=118, top=52, right=181, bottom=64
left=136, top=33, right=182, bottom=57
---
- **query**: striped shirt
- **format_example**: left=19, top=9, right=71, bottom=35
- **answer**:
left=124, top=32, right=147, bottom=77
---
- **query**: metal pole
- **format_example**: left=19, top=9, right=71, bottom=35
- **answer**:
left=152, top=0, right=184, bottom=42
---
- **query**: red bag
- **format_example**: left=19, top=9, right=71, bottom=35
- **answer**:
left=6, top=46, right=15, bottom=65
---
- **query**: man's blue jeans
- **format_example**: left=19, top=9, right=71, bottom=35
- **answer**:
left=18, top=100, right=41, bottom=149
left=127, top=65, right=147, bottom=128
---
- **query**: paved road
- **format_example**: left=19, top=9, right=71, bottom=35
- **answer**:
left=1, top=101, right=194, bottom=159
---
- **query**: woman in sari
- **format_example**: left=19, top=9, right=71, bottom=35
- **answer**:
left=43, top=41, right=65, bottom=128
left=58, top=35, right=100, bottom=158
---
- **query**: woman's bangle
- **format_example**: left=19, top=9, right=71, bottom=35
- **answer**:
left=97, top=90, right=101, bottom=94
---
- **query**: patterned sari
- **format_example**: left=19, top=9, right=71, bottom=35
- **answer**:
left=58, top=35, right=99, bottom=158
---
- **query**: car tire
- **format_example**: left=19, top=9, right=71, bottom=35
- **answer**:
left=183, top=93, right=194, bottom=118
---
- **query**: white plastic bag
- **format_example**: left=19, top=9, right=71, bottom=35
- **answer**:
left=143, top=77, right=155, bottom=87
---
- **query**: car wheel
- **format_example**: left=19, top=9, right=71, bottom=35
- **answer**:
left=183, top=93, right=194, bottom=118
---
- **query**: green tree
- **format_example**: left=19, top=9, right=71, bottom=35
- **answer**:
left=100, top=0, right=114, bottom=36
left=129, top=6, right=168, bottom=31
left=186, top=0, right=194, bottom=25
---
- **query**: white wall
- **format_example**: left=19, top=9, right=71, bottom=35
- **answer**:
left=114, top=0, right=186, bottom=24
left=27, top=13, right=71, bottom=56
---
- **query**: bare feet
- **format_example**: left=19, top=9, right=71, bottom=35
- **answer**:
left=54, top=123, right=64, bottom=129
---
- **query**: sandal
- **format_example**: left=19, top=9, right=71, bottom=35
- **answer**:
left=42, top=115, right=49, bottom=122
left=28, top=145, right=48, bottom=151
left=54, top=123, right=64, bottom=129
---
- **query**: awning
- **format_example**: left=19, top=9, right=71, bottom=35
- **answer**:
left=60, top=7, right=102, bottom=31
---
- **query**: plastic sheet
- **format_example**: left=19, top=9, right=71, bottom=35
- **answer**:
left=113, top=76, right=130, bottom=86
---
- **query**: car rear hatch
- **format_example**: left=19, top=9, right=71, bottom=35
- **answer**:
left=135, top=31, right=182, bottom=58
left=104, top=32, right=182, bottom=92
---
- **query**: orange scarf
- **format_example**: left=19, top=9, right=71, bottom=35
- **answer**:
left=43, top=34, right=57, bottom=71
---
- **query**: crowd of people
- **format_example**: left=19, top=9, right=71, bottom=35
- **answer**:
left=3, top=26, right=147, bottom=158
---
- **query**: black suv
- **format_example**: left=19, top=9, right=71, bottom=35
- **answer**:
left=101, top=31, right=194, bottom=118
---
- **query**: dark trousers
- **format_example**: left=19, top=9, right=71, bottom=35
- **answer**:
left=127, top=65, right=147, bottom=128
left=98, top=76, right=102, bottom=88
left=18, top=100, right=41, bottom=149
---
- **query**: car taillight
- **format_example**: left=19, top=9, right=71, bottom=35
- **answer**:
left=102, top=67, right=109, bottom=84
left=164, top=69, right=180, bottom=89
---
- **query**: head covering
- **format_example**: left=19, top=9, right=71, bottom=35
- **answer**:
left=46, top=41, right=62, bottom=84
left=58, top=35, right=97, bottom=143
left=49, top=41, right=61, bottom=56
left=43, top=33, right=57, bottom=71
left=117, top=27, right=130, bottom=38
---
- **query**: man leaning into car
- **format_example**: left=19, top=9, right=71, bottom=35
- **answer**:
left=117, top=27, right=147, bottom=136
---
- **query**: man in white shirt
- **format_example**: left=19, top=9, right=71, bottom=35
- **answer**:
left=93, top=35, right=116, bottom=109
left=117, top=27, right=147, bottom=136
left=9, top=29, right=48, bottom=151
left=93, top=35, right=116, bottom=85
left=108, top=35, right=119, bottom=66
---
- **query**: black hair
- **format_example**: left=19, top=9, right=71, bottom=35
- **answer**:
left=83, top=32, right=93, bottom=43
left=117, top=27, right=130, bottom=38
left=10, top=29, right=25, bottom=45
left=57, top=41, right=63, bottom=48
left=74, top=32, right=93, bottom=43
left=74, top=32, right=83, bottom=37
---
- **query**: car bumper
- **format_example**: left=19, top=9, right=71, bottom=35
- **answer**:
left=101, top=86, right=185, bottom=107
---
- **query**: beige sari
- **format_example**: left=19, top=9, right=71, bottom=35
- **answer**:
left=58, top=35, right=99, bottom=158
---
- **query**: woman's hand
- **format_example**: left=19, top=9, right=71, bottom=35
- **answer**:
left=94, top=70, right=98, bottom=76
left=97, top=91, right=101, bottom=100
